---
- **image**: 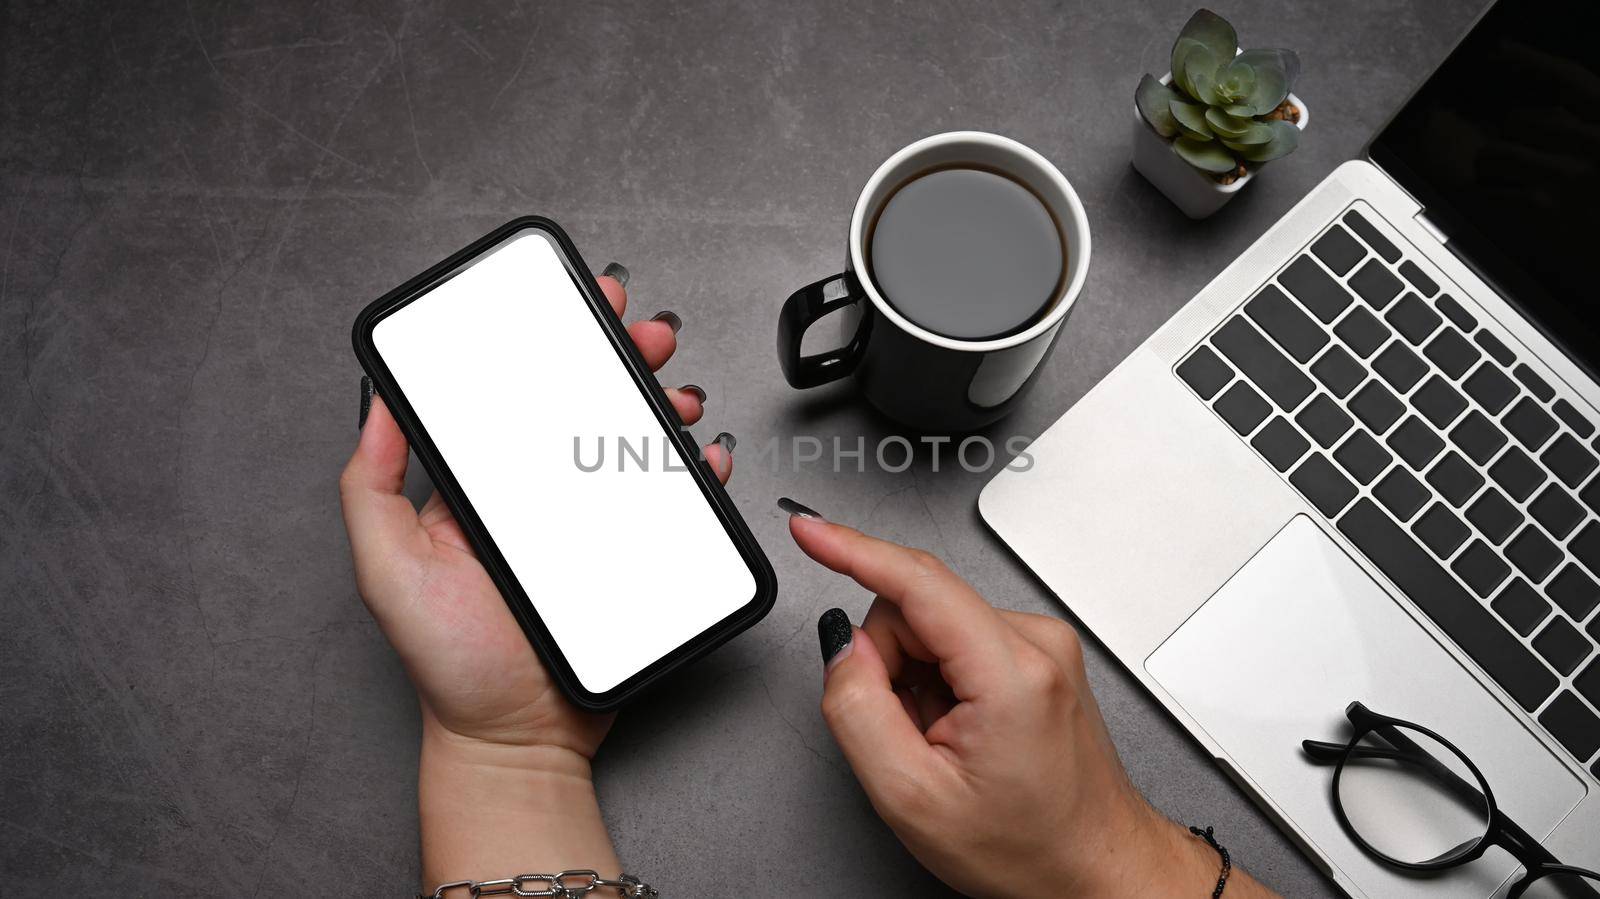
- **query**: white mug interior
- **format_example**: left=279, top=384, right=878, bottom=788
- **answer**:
left=848, top=131, right=1091, bottom=353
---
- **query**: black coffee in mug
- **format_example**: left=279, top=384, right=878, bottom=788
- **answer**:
left=777, top=132, right=1090, bottom=432
left=867, top=166, right=1065, bottom=341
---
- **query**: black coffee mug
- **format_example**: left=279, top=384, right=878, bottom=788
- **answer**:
left=778, top=131, right=1091, bottom=432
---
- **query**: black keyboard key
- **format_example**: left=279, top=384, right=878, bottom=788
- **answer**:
left=1278, top=256, right=1351, bottom=324
left=1374, top=342, right=1428, bottom=392
left=1334, top=431, right=1392, bottom=485
left=1310, top=346, right=1364, bottom=398
left=1490, top=447, right=1545, bottom=502
left=1387, top=416, right=1445, bottom=470
left=1577, top=659, right=1600, bottom=709
left=1528, top=485, right=1585, bottom=539
left=1350, top=381, right=1406, bottom=434
left=1386, top=294, right=1441, bottom=345
left=1462, top=363, right=1517, bottom=414
left=1178, top=346, right=1234, bottom=399
left=1426, top=452, right=1484, bottom=507
left=1214, top=381, right=1271, bottom=435
left=1334, top=307, right=1390, bottom=358
left=1507, top=526, right=1562, bottom=582
left=1533, top=618, right=1592, bottom=676
left=1467, top=488, right=1524, bottom=544
left=1350, top=259, right=1404, bottom=309
left=1452, top=540, right=1513, bottom=599
left=1449, top=410, right=1508, bottom=465
left=1538, top=692, right=1600, bottom=760
left=1547, top=564, right=1600, bottom=621
left=1581, top=476, right=1600, bottom=516
left=1553, top=399, right=1595, bottom=439
left=1296, top=395, right=1354, bottom=449
left=1251, top=417, right=1310, bottom=473
left=1414, top=503, right=1470, bottom=558
left=1475, top=330, right=1516, bottom=366
left=1311, top=225, right=1366, bottom=276
left=1246, top=285, right=1328, bottom=364
left=1423, top=328, right=1481, bottom=380
left=1212, top=318, right=1314, bottom=412
left=1398, top=260, right=1439, bottom=297
left=1514, top=364, right=1555, bottom=402
left=1435, top=295, right=1477, bottom=332
left=1338, top=499, right=1555, bottom=710
left=1290, top=453, right=1358, bottom=517
left=1570, top=522, right=1600, bottom=577
left=1412, top=375, right=1468, bottom=429
left=1541, top=433, right=1597, bottom=488
left=1492, top=579, right=1550, bottom=636
left=1503, top=398, right=1558, bottom=451
left=1342, top=211, right=1401, bottom=262
left=1375, top=466, right=1430, bottom=521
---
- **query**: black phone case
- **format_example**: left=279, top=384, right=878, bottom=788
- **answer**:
left=351, top=216, right=777, bottom=711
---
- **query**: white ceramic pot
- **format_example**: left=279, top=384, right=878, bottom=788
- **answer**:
left=1130, top=72, right=1308, bottom=219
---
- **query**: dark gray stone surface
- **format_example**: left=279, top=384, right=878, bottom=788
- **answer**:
left=1, top=0, right=1481, bottom=893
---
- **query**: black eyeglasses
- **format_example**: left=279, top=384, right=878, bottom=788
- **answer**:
left=1303, top=702, right=1599, bottom=899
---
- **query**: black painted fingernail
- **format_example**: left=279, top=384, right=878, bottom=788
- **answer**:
left=777, top=496, right=822, bottom=520
left=601, top=262, right=630, bottom=288
left=715, top=431, right=736, bottom=454
left=358, top=376, right=373, bottom=429
left=818, top=608, right=852, bottom=666
left=650, top=310, right=683, bottom=334
left=681, top=384, right=707, bottom=403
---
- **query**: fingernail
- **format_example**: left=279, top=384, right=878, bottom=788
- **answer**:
left=777, top=496, right=822, bottom=520
left=714, top=431, right=736, bottom=454
left=358, top=375, right=373, bottom=429
left=601, top=262, right=630, bottom=288
left=818, top=608, right=852, bottom=667
left=681, top=384, right=707, bottom=403
left=650, top=310, right=683, bottom=334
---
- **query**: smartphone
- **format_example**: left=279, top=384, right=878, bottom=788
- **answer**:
left=352, top=217, right=776, bottom=711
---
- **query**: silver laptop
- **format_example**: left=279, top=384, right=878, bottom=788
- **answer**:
left=980, top=2, right=1600, bottom=896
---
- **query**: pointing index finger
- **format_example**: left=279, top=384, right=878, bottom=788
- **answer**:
left=788, top=516, right=1017, bottom=697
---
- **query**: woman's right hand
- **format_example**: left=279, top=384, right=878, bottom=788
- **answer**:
left=785, top=505, right=1278, bottom=898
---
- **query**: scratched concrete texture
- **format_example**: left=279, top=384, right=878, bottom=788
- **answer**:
left=1, top=0, right=1481, bottom=893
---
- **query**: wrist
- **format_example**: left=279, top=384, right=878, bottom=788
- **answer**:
left=1061, top=797, right=1228, bottom=897
left=1108, top=806, right=1275, bottom=899
left=1132, top=815, right=1228, bottom=895
left=422, top=715, right=595, bottom=783
left=418, top=720, right=619, bottom=887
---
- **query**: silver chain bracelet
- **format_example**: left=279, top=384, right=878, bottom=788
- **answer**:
left=418, top=869, right=657, bottom=899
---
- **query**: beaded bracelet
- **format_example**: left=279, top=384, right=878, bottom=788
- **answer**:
left=1189, top=825, right=1232, bottom=898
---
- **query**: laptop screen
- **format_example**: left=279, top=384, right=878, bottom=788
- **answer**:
left=1369, top=0, right=1600, bottom=373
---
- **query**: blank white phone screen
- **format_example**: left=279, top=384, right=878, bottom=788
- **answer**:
left=372, top=230, right=756, bottom=694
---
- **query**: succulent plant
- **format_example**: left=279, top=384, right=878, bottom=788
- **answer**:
left=1136, top=9, right=1302, bottom=177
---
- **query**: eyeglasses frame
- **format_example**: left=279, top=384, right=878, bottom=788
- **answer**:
left=1301, top=701, right=1599, bottom=898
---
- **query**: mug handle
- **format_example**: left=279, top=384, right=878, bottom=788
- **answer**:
left=777, top=272, right=870, bottom=388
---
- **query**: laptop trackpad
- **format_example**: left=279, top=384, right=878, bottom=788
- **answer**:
left=1147, top=516, right=1584, bottom=898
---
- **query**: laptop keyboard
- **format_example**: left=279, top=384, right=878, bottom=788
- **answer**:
left=1176, top=206, right=1600, bottom=776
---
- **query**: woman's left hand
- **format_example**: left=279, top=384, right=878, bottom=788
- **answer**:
left=340, top=268, right=725, bottom=761
left=339, top=266, right=726, bottom=883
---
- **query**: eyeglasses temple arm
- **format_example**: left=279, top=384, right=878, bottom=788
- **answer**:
left=1301, top=739, right=1347, bottom=762
left=1300, top=730, right=1486, bottom=811
left=1496, top=813, right=1564, bottom=868
left=1538, top=863, right=1600, bottom=880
